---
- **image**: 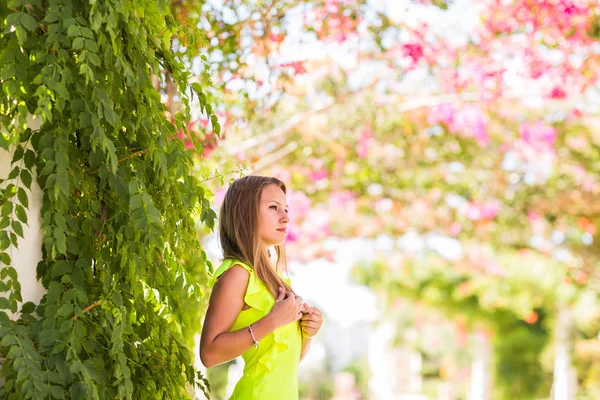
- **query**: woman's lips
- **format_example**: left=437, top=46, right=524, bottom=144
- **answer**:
left=277, top=228, right=287, bottom=233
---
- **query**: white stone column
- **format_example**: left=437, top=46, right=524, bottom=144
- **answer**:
left=553, top=307, right=577, bottom=400
left=468, top=330, right=492, bottom=400
left=368, top=321, right=399, bottom=400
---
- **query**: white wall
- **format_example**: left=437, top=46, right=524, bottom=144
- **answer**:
left=0, top=117, right=45, bottom=319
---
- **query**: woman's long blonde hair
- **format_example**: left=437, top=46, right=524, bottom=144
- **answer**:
left=218, top=175, right=292, bottom=298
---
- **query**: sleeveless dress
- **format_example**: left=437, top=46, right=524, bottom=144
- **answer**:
left=208, top=258, right=302, bottom=400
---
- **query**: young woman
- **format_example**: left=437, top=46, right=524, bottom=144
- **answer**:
left=200, top=175, right=324, bottom=400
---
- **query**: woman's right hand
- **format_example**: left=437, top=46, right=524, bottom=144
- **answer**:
left=269, top=287, right=305, bottom=329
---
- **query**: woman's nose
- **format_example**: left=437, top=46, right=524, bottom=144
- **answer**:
left=280, top=212, right=289, bottom=223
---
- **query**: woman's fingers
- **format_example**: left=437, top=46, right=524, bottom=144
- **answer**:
left=304, top=306, right=322, bottom=316
left=300, top=319, right=321, bottom=328
left=276, top=287, right=285, bottom=302
left=300, top=312, right=322, bottom=322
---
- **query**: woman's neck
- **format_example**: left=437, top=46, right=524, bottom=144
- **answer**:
left=267, top=247, right=278, bottom=271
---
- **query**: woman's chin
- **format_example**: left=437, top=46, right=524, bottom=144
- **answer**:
left=266, top=238, right=286, bottom=247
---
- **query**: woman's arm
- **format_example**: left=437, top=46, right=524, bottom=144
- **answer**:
left=199, top=266, right=276, bottom=368
left=200, top=266, right=302, bottom=368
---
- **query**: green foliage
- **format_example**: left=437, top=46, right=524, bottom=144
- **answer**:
left=353, top=252, right=563, bottom=399
left=492, top=310, right=552, bottom=399
left=0, top=1, right=218, bottom=398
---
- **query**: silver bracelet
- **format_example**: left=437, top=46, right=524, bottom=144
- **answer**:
left=248, top=325, right=259, bottom=348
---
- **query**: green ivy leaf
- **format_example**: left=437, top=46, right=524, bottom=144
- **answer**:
left=20, top=169, right=32, bottom=189
left=57, top=303, right=73, bottom=317
left=15, top=204, right=27, bottom=224
left=50, top=385, right=65, bottom=399
left=24, top=150, right=36, bottom=169
left=52, top=261, right=71, bottom=277
left=20, top=13, right=38, bottom=32
left=66, top=25, right=81, bottom=37
left=55, top=213, right=66, bottom=231
left=1, top=202, right=12, bottom=218
left=8, top=0, right=24, bottom=8
left=9, top=232, right=17, bottom=247
left=43, top=10, right=60, bottom=23
left=17, top=187, right=29, bottom=208
left=12, top=146, right=24, bottom=164
left=0, top=297, right=11, bottom=310
left=72, top=37, right=84, bottom=50
left=0, top=231, right=10, bottom=251
left=21, top=302, right=35, bottom=314
left=211, top=114, right=220, bottom=136
left=129, top=194, right=142, bottom=210
left=6, top=13, right=22, bottom=28
left=0, top=252, right=11, bottom=265
left=11, top=220, right=23, bottom=238
left=8, top=166, right=20, bottom=180
left=55, top=226, right=66, bottom=255
left=112, top=291, right=123, bottom=307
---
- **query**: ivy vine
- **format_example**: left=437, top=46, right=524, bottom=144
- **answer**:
left=1, top=1, right=217, bottom=398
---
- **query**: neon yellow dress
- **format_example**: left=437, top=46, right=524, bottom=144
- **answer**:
left=208, top=258, right=302, bottom=400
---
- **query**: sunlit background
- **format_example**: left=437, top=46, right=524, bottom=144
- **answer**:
left=185, top=0, right=600, bottom=399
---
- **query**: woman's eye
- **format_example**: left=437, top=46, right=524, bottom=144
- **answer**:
left=270, top=205, right=277, bottom=210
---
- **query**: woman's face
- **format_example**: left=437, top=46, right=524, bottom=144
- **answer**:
left=258, top=184, right=289, bottom=247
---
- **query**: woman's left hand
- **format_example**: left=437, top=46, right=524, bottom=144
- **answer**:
left=300, top=306, right=323, bottom=339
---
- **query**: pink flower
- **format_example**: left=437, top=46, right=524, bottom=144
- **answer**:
left=480, top=200, right=501, bottom=219
left=269, top=33, right=285, bottom=43
left=287, top=190, right=312, bottom=220
left=427, top=103, right=456, bottom=126
left=527, top=211, right=545, bottom=234
left=519, top=121, right=556, bottom=149
left=454, top=105, right=489, bottom=146
left=278, top=61, right=307, bottom=75
left=449, top=222, right=462, bottom=236
left=270, top=166, right=291, bottom=183
left=465, top=200, right=500, bottom=221
left=306, top=0, right=361, bottom=43
left=308, top=169, right=328, bottom=182
left=402, top=43, right=424, bottom=63
left=550, top=86, right=567, bottom=99
left=428, top=104, right=488, bottom=146
left=328, top=191, right=355, bottom=209
left=300, top=208, right=330, bottom=240
left=285, top=227, right=298, bottom=243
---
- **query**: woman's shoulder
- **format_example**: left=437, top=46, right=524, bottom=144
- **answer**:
left=208, top=258, right=253, bottom=288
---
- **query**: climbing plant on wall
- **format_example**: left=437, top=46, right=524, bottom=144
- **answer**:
left=0, top=1, right=218, bottom=398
